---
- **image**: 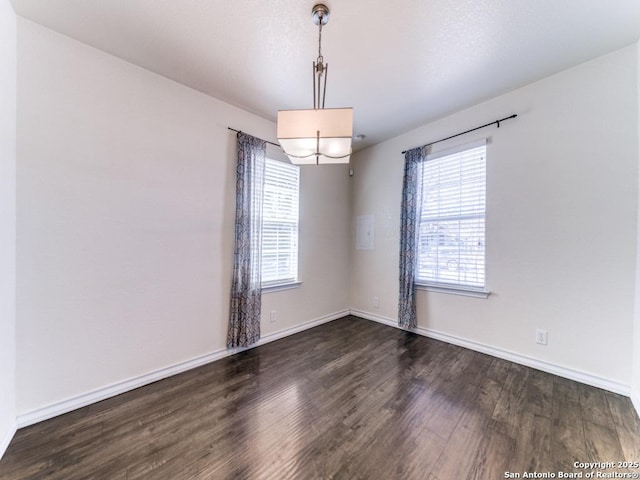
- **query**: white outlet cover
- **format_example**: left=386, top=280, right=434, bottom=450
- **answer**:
left=535, top=329, right=548, bottom=345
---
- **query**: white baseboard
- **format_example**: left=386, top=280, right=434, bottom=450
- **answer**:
left=17, top=310, right=348, bottom=429
left=0, top=422, right=16, bottom=460
left=350, top=309, right=631, bottom=397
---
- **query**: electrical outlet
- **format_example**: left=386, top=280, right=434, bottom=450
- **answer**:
left=373, top=296, right=379, bottom=308
left=535, top=329, right=548, bottom=345
left=270, top=310, right=277, bottom=323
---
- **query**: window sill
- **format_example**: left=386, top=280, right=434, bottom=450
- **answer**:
left=262, top=281, right=302, bottom=293
left=415, top=283, right=490, bottom=299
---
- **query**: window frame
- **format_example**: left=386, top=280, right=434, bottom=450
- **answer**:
left=414, top=139, right=489, bottom=298
left=260, top=157, right=300, bottom=290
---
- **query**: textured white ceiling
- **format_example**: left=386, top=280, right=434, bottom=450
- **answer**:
left=10, top=0, right=640, bottom=150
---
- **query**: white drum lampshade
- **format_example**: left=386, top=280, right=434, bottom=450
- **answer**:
left=277, top=108, right=353, bottom=165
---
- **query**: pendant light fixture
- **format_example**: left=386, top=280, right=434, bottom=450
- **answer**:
left=277, top=4, right=353, bottom=165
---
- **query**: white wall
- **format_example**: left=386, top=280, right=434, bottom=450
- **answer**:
left=633, top=41, right=640, bottom=414
left=0, top=0, right=17, bottom=459
left=351, top=45, right=638, bottom=392
left=16, top=19, right=349, bottom=420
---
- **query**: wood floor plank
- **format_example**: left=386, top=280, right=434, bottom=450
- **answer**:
left=490, top=363, right=536, bottom=441
left=523, top=368, right=554, bottom=419
left=421, top=349, right=493, bottom=440
left=509, top=411, right=552, bottom=474
left=1, top=315, right=638, bottom=480
left=551, top=376, right=589, bottom=473
left=579, top=383, right=615, bottom=428
left=468, top=427, right=514, bottom=480
left=582, top=420, right=625, bottom=467
left=606, top=392, right=640, bottom=463
left=428, top=374, right=502, bottom=479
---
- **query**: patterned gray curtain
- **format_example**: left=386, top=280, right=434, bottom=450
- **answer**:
left=398, top=147, right=424, bottom=329
left=227, top=133, right=266, bottom=348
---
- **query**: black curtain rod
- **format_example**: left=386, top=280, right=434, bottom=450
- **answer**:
left=227, top=127, right=281, bottom=148
left=401, top=114, right=517, bottom=154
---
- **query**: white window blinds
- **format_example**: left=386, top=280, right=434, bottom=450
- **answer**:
left=417, top=142, right=486, bottom=289
left=261, top=159, right=300, bottom=286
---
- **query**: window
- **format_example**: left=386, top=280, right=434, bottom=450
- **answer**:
left=261, top=158, right=300, bottom=287
left=416, top=141, right=486, bottom=292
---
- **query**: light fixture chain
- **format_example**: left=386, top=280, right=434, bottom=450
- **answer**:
left=315, top=17, right=325, bottom=110
left=317, top=20, right=323, bottom=63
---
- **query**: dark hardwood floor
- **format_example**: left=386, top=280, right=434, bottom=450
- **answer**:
left=1, top=316, right=639, bottom=479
